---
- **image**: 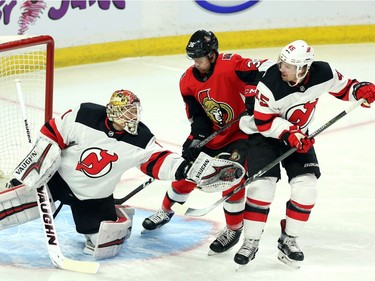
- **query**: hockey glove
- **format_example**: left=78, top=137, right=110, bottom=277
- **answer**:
left=175, top=160, right=192, bottom=181
left=280, top=126, right=315, bottom=153
left=244, top=85, right=257, bottom=116
left=182, top=138, right=202, bottom=162
left=353, top=82, right=375, bottom=108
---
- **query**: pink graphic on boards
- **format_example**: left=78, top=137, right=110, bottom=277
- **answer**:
left=18, top=0, right=46, bottom=35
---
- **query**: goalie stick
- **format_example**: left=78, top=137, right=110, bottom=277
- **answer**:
left=113, top=111, right=248, bottom=205
left=15, top=79, right=100, bottom=273
left=185, top=98, right=366, bottom=217
left=36, top=185, right=100, bottom=273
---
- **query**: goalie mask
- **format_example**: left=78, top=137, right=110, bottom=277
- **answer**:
left=106, top=90, right=142, bottom=135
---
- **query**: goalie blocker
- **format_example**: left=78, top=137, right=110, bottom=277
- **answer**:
left=0, top=135, right=60, bottom=230
left=13, top=135, right=61, bottom=189
left=0, top=137, right=61, bottom=230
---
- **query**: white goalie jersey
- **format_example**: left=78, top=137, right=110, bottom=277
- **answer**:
left=36, top=103, right=186, bottom=200
left=10, top=102, right=246, bottom=202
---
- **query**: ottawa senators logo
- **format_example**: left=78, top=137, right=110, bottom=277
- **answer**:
left=198, top=89, right=234, bottom=126
left=76, top=148, right=118, bottom=178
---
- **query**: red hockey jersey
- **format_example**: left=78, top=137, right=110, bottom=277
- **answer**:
left=180, top=53, right=272, bottom=149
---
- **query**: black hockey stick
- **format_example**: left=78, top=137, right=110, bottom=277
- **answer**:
left=194, top=111, right=248, bottom=149
left=114, top=177, right=155, bottom=205
left=113, top=111, right=248, bottom=205
left=53, top=201, right=64, bottom=218
left=185, top=98, right=366, bottom=217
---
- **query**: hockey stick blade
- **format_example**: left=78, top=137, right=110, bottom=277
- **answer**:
left=56, top=257, right=100, bottom=274
left=185, top=98, right=365, bottom=217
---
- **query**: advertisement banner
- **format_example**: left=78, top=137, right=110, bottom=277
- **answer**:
left=1, top=1, right=374, bottom=48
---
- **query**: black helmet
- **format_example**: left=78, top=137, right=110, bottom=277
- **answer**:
left=186, top=30, right=219, bottom=59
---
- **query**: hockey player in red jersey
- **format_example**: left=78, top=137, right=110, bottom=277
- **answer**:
left=1, top=89, right=244, bottom=259
left=236, top=40, right=375, bottom=268
left=142, top=30, right=272, bottom=255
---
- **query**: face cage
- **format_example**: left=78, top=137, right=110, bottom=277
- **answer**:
left=108, top=103, right=141, bottom=135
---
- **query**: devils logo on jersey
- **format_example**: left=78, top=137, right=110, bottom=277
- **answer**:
left=198, top=89, right=234, bottom=126
left=76, top=147, right=118, bottom=178
left=285, top=99, right=318, bottom=129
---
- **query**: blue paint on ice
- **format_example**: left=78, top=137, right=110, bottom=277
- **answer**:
left=0, top=206, right=214, bottom=268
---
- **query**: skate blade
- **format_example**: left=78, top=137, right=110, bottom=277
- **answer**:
left=208, top=248, right=231, bottom=256
left=141, top=228, right=154, bottom=234
left=277, top=251, right=301, bottom=269
left=235, top=264, right=247, bottom=272
left=141, top=225, right=166, bottom=234
left=207, top=249, right=220, bottom=256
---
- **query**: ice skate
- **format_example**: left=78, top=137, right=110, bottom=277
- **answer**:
left=141, top=209, right=174, bottom=234
left=234, top=238, right=259, bottom=270
left=277, top=219, right=304, bottom=269
left=208, top=226, right=242, bottom=256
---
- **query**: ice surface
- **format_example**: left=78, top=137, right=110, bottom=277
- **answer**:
left=1, top=43, right=374, bottom=281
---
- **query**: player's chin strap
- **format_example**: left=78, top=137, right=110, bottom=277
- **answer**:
left=184, top=98, right=366, bottom=217
left=113, top=111, right=248, bottom=205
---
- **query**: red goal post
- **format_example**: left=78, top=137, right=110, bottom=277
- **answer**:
left=0, top=35, right=54, bottom=181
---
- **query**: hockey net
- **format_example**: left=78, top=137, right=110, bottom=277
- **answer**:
left=0, top=35, right=54, bottom=183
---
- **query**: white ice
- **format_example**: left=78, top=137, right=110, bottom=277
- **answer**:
left=1, top=43, right=374, bottom=281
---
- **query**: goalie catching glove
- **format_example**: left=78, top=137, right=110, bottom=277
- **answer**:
left=175, top=152, right=246, bottom=193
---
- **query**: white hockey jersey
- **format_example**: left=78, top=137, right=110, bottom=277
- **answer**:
left=252, top=61, right=359, bottom=139
left=40, top=103, right=184, bottom=200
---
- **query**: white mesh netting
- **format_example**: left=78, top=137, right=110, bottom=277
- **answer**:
left=0, top=35, right=52, bottom=179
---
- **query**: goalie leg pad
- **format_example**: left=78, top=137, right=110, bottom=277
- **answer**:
left=13, top=136, right=61, bottom=188
left=187, top=152, right=246, bottom=193
left=84, top=205, right=134, bottom=259
left=0, top=184, right=55, bottom=230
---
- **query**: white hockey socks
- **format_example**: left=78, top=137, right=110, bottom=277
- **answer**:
left=84, top=205, right=134, bottom=259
